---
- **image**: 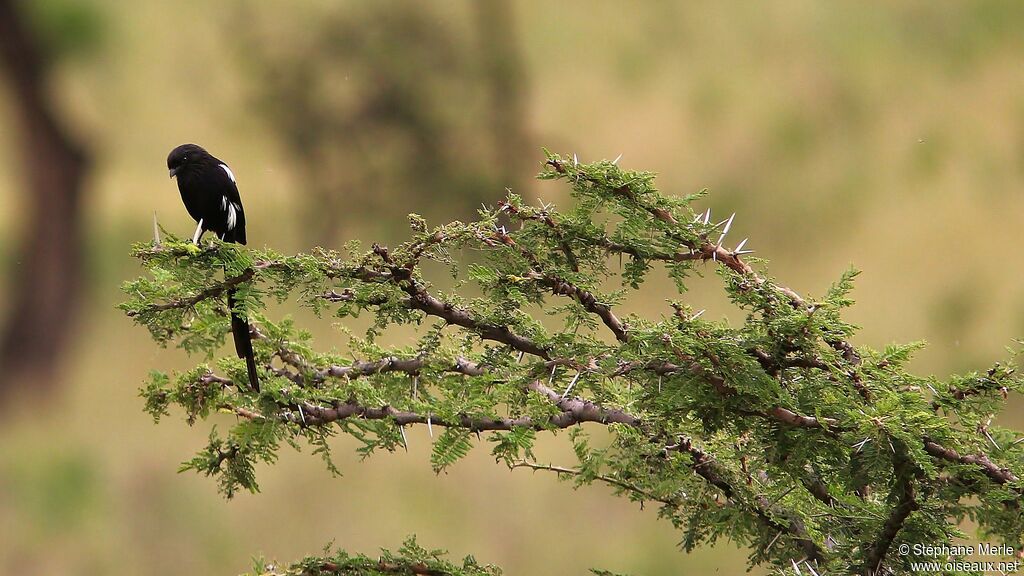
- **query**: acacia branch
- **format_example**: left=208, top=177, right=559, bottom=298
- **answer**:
left=802, top=475, right=839, bottom=509
left=511, top=460, right=680, bottom=506
left=147, top=266, right=845, bottom=437
left=404, top=285, right=551, bottom=359
left=253, top=326, right=488, bottom=387
left=667, top=437, right=825, bottom=562
left=922, top=439, right=1018, bottom=485
left=863, top=443, right=919, bottom=574
left=250, top=337, right=856, bottom=518
left=371, top=243, right=554, bottom=360
left=228, top=362, right=823, bottom=560
left=324, top=357, right=487, bottom=379
left=128, top=268, right=254, bottom=317
left=252, top=364, right=824, bottom=561
left=258, top=310, right=1017, bottom=499
left=545, top=157, right=860, bottom=365
left=232, top=379, right=638, bottom=431
left=616, top=359, right=839, bottom=431
left=136, top=244, right=552, bottom=361
left=314, top=560, right=455, bottom=576
left=483, top=227, right=629, bottom=342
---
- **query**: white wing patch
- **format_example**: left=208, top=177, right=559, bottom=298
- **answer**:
left=217, top=164, right=240, bottom=231
left=226, top=202, right=239, bottom=230
left=219, top=164, right=236, bottom=183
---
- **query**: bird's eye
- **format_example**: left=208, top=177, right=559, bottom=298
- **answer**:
left=182, top=155, right=188, bottom=161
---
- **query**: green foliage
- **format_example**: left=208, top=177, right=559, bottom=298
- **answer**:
left=246, top=536, right=501, bottom=576
left=431, top=429, right=474, bottom=473
left=123, top=153, right=1024, bottom=574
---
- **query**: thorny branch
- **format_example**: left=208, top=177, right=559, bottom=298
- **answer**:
left=511, top=460, right=680, bottom=506
left=483, top=225, right=629, bottom=342
left=128, top=268, right=254, bottom=317
left=136, top=238, right=1017, bottom=504
left=863, top=442, right=920, bottom=574
left=229, top=377, right=638, bottom=431
left=129, top=154, right=1024, bottom=573
left=315, top=560, right=451, bottom=576
left=544, top=157, right=865, bottom=372
left=213, top=331, right=831, bottom=560
left=666, top=437, right=825, bottom=563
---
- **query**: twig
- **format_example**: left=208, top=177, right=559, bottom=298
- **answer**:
left=128, top=269, right=254, bottom=316
left=863, top=442, right=919, bottom=574
left=511, top=460, right=680, bottom=506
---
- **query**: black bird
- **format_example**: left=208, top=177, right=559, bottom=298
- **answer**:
left=167, top=143, right=259, bottom=391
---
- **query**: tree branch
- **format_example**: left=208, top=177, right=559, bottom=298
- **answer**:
left=615, top=359, right=839, bottom=431
left=231, top=378, right=639, bottom=431
left=511, top=460, right=680, bottom=506
left=128, top=269, right=254, bottom=317
left=666, top=437, right=825, bottom=562
left=404, top=284, right=551, bottom=359
left=315, top=560, right=453, bottom=576
left=545, top=157, right=861, bottom=368
left=324, top=356, right=487, bottom=380
left=922, top=439, right=1018, bottom=485
left=863, top=442, right=919, bottom=574
left=484, top=227, right=629, bottom=342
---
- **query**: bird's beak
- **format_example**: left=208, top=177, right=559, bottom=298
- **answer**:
left=169, top=167, right=178, bottom=179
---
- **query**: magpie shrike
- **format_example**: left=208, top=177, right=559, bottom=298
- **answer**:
left=168, top=143, right=259, bottom=392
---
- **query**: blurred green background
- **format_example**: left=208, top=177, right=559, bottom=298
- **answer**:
left=2, top=1, right=1024, bottom=574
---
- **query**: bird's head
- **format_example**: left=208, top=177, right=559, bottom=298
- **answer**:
left=167, top=144, right=208, bottom=179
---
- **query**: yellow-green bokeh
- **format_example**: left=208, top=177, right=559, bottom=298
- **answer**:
left=1, top=2, right=1023, bottom=574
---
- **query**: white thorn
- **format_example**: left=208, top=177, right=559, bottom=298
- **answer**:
left=611, top=153, right=623, bottom=165
left=399, top=425, right=408, bottom=450
left=804, top=561, right=819, bottom=576
left=297, top=404, right=306, bottom=425
left=412, top=376, right=419, bottom=398
left=702, top=209, right=711, bottom=225
left=562, top=371, right=582, bottom=399
left=984, top=429, right=1000, bottom=450
left=716, top=213, right=736, bottom=247
left=691, top=309, right=706, bottom=320
left=549, top=364, right=557, bottom=384
left=734, top=238, right=748, bottom=253
left=572, top=153, right=579, bottom=166
left=517, top=351, right=525, bottom=363
left=191, top=219, right=204, bottom=244
left=153, top=212, right=161, bottom=245
left=735, top=249, right=755, bottom=256
left=791, top=559, right=802, bottom=575
left=427, top=415, right=433, bottom=438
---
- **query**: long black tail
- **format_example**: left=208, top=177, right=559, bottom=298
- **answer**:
left=227, top=286, right=260, bottom=392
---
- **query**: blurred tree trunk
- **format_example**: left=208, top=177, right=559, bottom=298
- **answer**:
left=0, top=0, right=88, bottom=399
left=475, top=0, right=530, bottom=194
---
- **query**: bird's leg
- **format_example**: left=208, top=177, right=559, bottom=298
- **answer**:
left=192, top=219, right=204, bottom=244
